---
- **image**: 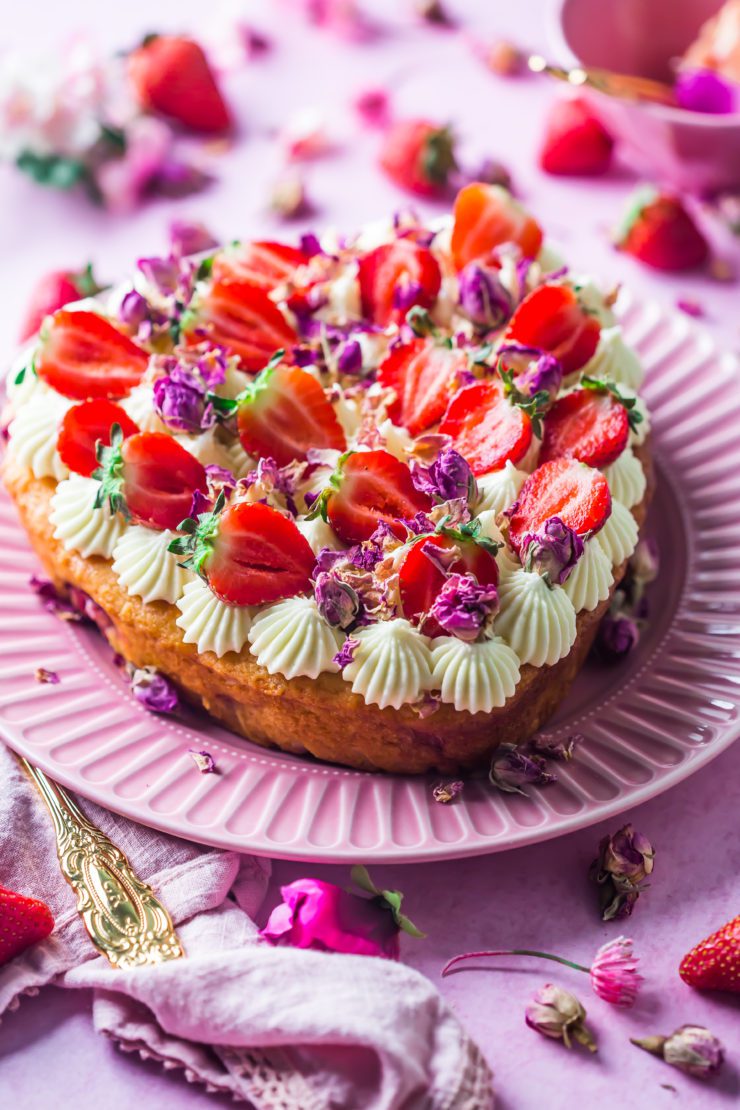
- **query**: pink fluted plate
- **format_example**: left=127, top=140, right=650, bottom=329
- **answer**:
left=1, top=294, right=739, bottom=863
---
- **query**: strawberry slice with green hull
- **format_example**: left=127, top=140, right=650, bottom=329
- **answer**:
left=450, top=183, right=543, bottom=271
left=36, top=310, right=149, bottom=400
left=377, top=338, right=466, bottom=436
left=0, top=885, right=54, bottom=967
left=541, top=387, right=629, bottom=468
left=95, top=429, right=208, bottom=531
left=58, top=399, right=139, bottom=477
left=379, top=119, right=458, bottom=198
left=212, top=241, right=310, bottom=291
left=358, top=239, right=442, bottom=327
left=185, top=279, right=297, bottom=372
left=236, top=362, right=346, bottom=467
left=679, top=915, right=740, bottom=994
left=173, top=499, right=316, bottom=606
left=439, top=379, right=533, bottom=477
left=505, top=284, right=601, bottom=376
left=616, top=188, right=709, bottom=272
left=128, top=35, right=231, bottom=134
left=507, top=458, right=611, bottom=552
left=324, top=449, right=433, bottom=545
left=399, top=532, right=499, bottom=636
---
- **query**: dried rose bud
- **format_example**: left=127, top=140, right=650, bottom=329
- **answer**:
left=596, top=614, right=639, bottom=659
left=271, top=174, right=311, bottom=219
left=314, top=572, right=361, bottom=629
left=416, top=0, right=455, bottom=27
left=490, top=743, right=556, bottom=796
left=514, top=352, right=563, bottom=401
left=188, top=749, right=217, bottom=774
left=630, top=539, right=659, bottom=583
left=482, top=39, right=525, bottom=77
left=590, top=823, right=654, bottom=921
left=632, top=1025, right=725, bottom=1079
left=458, top=263, right=512, bottom=329
left=521, top=517, right=584, bottom=587
left=432, top=780, right=464, bottom=804
left=525, top=984, right=597, bottom=1052
left=530, top=732, right=582, bottom=761
left=130, top=667, right=179, bottom=715
left=169, top=219, right=219, bottom=257
left=429, top=573, right=499, bottom=642
left=35, top=667, right=60, bottom=685
left=412, top=448, right=477, bottom=504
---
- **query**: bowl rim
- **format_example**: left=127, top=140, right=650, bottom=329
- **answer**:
left=547, top=0, right=740, bottom=127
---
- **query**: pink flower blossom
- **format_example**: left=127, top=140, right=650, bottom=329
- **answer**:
left=589, top=936, right=643, bottom=1006
left=95, top=116, right=172, bottom=214
left=353, top=87, right=391, bottom=129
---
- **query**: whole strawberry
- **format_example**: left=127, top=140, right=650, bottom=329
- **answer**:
left=0, top=885, right=54, bottom=966
left=539, top=97, right=614, bottom=176
left=379, top=119, right=458, bottom=197
left=128, top=35, right=232, bottom=134
left=679, top=915, right=740, bottom=994
left=20, top=264, right=102, bottom=341
left=615, top=187, right=709, bottom=271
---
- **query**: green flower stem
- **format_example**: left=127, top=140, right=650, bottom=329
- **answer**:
left=441, top=948, right=590, bottom=977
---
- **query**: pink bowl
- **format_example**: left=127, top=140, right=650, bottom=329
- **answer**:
left=550, top=0, right=740, bottom=194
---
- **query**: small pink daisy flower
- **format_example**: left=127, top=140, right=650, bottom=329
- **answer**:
left=589, top=936, right=643, bottom=1006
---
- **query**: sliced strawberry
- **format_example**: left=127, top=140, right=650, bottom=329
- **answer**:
left=204, top=501, right=315, bottom=606
left=679, top=915, right=740, bottom=994
left=541, top=387, right=629, bottom=468
left=439, top=379, right=532, bottom=477
left=507, top=459, right=611, bottom=551
left=539, top=97, right=614, bottom=176
left=237, top=363, right=346, bottom=467
left=58, top=400, right=139, bottom=477
left=450, top=183, right=543, bottom=271
left=325, top=450, right=433, bottom=545
left=379, top=119, right=458, bottom=198
left=616, top=188, right=709, bottom=272
left=358, top=239, right=442, bottom=328
left=0, top=885, right=54, bottom=967
left=36, top=310, right=149, bottom=400
left=212, top=241, right=310, bottom=291
left=95, top=430, right=208, bottom=531
left=399, top=532, right=499, bottom=635
left=377, top=338, right=466, bottom=436
left=20, top=264, right=103, bottom=342
left=505, top=284, right=601, bottom=376
left=128, top=35, right=231, bottom=134
left=185, top=279, right=297, bottom=372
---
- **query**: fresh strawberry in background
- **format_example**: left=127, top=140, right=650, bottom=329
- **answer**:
left=58, top=400, right=139, bottom=477
left=0, top=886, right=54, bottom=967
left=172, top=498, right=315, bottom=606
left=377, top=338, right=466, bottom=435
left=235, top=360, right=346, bottom=467
left=379, top=119, right=458, bottom=197
left=94, top=428, right=208, bottom=531
left=212, top=241, right=311, bottom=291
left=450, top=182, right=543, bottom=270
left=184, top=279, right=298, bottom=372
left=358, top=239, right=442, bottom=327
left=615, top=187, right=709, bottom=271
left=36, top=310, right=149, bottom=400
left=679, top=915, right=740, bottom=994
left=399, top=531, right=499, bottom=635
left=322, top=449, right=433, bottom=545
left=440, top=379, right=533, bottom=476
left=506, top=459, right=612, bottom=552
left=539, top=97, right=614, bottom=176
left=128, top=34, right=232, bottom=135
left=505, top=284, right=601, bottom=376
left=19, top=265, right=104, bottom=342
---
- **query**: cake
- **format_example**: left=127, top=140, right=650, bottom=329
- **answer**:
left=2, top=184, right=653, bottom=774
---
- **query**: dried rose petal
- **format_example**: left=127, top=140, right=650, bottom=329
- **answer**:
left=188, top=749, right=217, bottom=774
left=35, top=667, right=60, bottom=685
left=432, top=780, right=464, bottom=804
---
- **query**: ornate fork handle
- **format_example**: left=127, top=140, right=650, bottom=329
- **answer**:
left=20, top=757, right=183, bottom=968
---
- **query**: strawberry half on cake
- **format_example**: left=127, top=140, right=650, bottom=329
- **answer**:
left=2, top=184, right=653, bottom=774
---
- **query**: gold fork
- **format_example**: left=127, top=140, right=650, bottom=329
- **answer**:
left=19, top=756, right=183, bottom=968
left=528, top=54, right=676, bottom=106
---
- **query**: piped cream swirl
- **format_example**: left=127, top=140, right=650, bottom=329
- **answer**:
left=248, top=597, right=343, bottom=680
left=431, top=636, right=520, bottom=714
left=602, top=447, right=646, bottom=509
left=50, top=475, right=125, bottom=558
left=496, top=569, right=577, bottom=666
left=8, top=391, right=71, bottom=480
left=562, top=540, right=613, bottom=612
left=342, top=619, right=433, bottom=709
left=112, top=526, right=193, bottom=604
left=176, top=578, right=253, bottom=657
left=582, top=325, right=644, bottom=390
left=475, top=460, right=527, bottom=516
left=594, top=499, right=638, bottom=566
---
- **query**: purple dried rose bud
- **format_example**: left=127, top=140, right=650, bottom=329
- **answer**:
left=337, top=338, right=363, bottom=374
left=130, top=667, right=179, bottom=715
left=35, top=667, right=60, bottom=685
left=432, top=780, right=464, bottom=804
left=153, top=367, right=215, bottom=434
left=392, top=279, right=424, bottom=314
left=137, top=254, right=184, bottom=298
left=489, top=742, right=556, bottom=795
left=333, top=637, right=359, bottom=669
left=169, top=219, right=219, bottom=257
left=205, top=464, right=236, bottom=498
left=630, top=538, right=659, bottom=583
left=428, top=573, right=500, bottom=642
left=515, top=352, right=563, bottom=401
left=589, top=823, right=654, bottom=921
left=632, top=1025, right=725, bottom=1079
left=530, top=732, right=582, bottom=761
left=413, top=448, right=477, bottom=504
left=596, top=614, right=639, bottom=659
left=521, top=517, right=584, bottom=586
left=675, top=69, right=736, bottom=115
left=458, top=263, right=512, bottom=329
left=188, top=749, right=217, bottom=774
left=299, top=232, right=323, bottom=258
left=118, top=289, right=158, bottom=335
left=29, top=576, right=84, bottom=622
left=525, top=984, right=597, bottom=1052
left=314, top=572, right=361, bottom=629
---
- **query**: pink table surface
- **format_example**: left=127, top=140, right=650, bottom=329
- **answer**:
left=0, top=2, right=738, bottom=1107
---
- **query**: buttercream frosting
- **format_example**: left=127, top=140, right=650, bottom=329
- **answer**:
left=176, top=578, right=253, bottom=657
left=50, top=474, right=125, bottom=558
left=119, top=384, right=166, bottom=433
left=475, top=460, right=527, bottom=516
left=496, top=569, right=577, bottom=666
left=248, top=596, right=343, bottom=680
left=112, top=525, right=193, bottom=604
left=430, top=635, right=520, bottom=714
left=594, top=498, right=638, bottom=566
left=602, top=447, right=646, bottom=508
left=562, top=539, right=613, bottom=612
left=342, top=618, right=433, bottom=709
left=296, top=515, right=343, bottom=555
left=582, top=326, right=644, bottom=391
left=8, top=391, right=72, bottom=481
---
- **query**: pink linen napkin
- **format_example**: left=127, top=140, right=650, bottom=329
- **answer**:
left=0, top=744, right=493, bottom=1108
